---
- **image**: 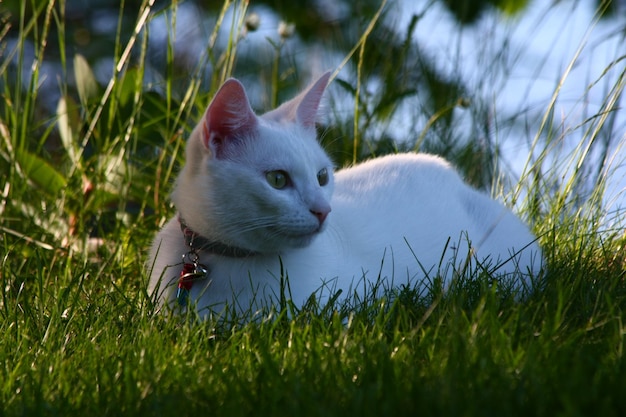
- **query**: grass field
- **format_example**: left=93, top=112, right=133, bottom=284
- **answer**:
left=1, top=1, right=625, bottom=415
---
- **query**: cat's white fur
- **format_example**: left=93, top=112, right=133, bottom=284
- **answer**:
left=148, top=72, right=542, bottom=317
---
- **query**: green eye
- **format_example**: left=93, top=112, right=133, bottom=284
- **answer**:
left=266, top=170, right=289, bottom=189
left=317, top=168, right=329, bottom=186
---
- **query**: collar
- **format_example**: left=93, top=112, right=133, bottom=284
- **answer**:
left=178, top=216, right=257, bottom=258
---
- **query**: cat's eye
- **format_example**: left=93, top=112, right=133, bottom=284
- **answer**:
left=266, top=170, right=289, bottom=189
left=317, top=168, right=329, bottom=186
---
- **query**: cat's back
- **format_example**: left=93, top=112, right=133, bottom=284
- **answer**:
left=328, top=153, right=476, bottom=255
left=333, top=153, right=465, bottom=203
left=328, top=152, right=541, bottom=280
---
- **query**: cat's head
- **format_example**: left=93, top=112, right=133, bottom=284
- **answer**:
left=173, top=72, right=334, bottom=254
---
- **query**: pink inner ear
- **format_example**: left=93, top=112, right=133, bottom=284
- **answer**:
left=203, top=79, right=257, bottom=156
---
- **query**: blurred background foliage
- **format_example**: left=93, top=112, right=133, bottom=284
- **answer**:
left=2, top=0, right=622, bottom=168
left=0, top=0, right=623, bottom=248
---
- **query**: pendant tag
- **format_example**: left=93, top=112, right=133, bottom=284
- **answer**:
left=176, top=262, right=208, bottom=306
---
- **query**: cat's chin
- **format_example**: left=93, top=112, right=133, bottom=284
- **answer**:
left=287, top=233, right=318, bottom=249
left=261, top=226, right=323, bottom=252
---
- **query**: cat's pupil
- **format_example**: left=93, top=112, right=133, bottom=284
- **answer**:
left=317, top=168, right=329, bottom=186
left=266, top=170, right=289, bottom=189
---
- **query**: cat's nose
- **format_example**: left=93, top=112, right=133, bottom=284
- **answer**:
left=310, top=208, right=330, bottom=225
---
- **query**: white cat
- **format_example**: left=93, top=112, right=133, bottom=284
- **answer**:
left=147, top=72, right=542, bottom=318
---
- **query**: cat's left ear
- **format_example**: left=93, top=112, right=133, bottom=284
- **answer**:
left=264, top=71, right=331, bottom=129
left=203, top=79, right=258, bottom=158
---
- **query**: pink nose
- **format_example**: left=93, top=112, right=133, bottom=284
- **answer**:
left=310, top=208, right=330, bottom=225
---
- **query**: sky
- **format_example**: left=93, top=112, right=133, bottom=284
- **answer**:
left=396, top=0, right=625, bottom=221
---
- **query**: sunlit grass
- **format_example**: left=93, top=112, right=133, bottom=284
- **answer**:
left=1, top=1, right=625, bottom=416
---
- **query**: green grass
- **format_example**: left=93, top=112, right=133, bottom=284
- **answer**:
left=1, top=0, right=626, bottom=415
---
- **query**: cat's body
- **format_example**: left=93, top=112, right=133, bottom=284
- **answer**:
left=148, top=73, right=542, bottom=317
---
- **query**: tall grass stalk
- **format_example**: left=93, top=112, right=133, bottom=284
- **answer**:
left=514, top=5, right=621, bottom=203
left=77, top=0, right=156, bottom=166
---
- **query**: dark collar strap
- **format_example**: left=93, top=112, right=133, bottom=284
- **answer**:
left=178, top=216, right=257, bottom=258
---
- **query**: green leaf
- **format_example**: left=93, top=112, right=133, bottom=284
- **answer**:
left=334, top=78, right=357, bottom=96
left=118, top=68, right=140, bottom=106
left=15, top=149, right=67, bottom=195
left=56, top=95, right=82, bottom=167
left=74, top=54, right=100, bottom=106
left=89, top=188, right=120, bottom=210
left=494, top=0, right=530, bottom=16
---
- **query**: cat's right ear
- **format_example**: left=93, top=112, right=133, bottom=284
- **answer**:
left=203, top=79, right=257, bottom=158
